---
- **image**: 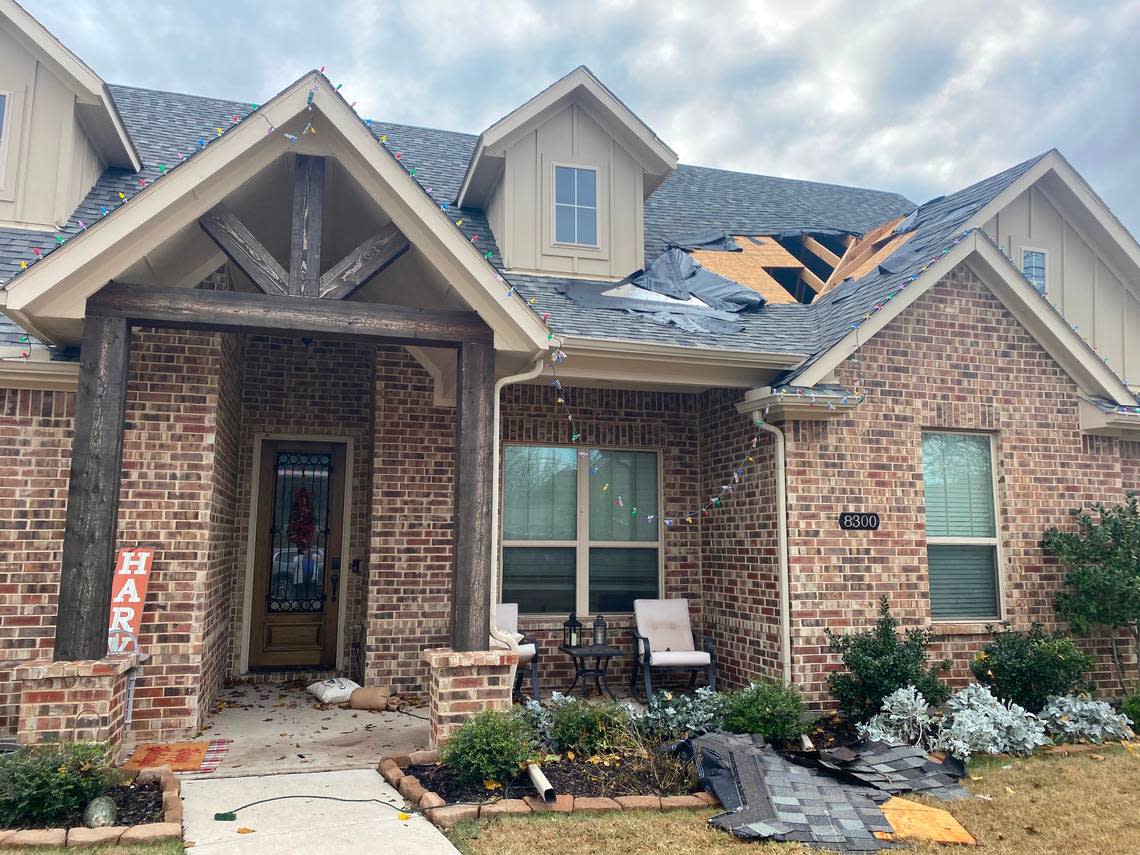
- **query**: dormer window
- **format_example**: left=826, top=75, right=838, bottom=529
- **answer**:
left=1020, top=247, right=1047, bottom=294
left=554, top=164, right=597, bottom=247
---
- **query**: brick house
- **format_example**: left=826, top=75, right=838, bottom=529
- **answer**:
left=0, top=4, right=1138, bottom=748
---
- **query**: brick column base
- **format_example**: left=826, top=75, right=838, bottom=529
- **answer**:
left=14, top=654, right=139, bottom=748
left=422, top=648, right=518, bottom=749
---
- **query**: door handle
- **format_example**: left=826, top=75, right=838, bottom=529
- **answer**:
left=331, top=572, right=339, bottom=602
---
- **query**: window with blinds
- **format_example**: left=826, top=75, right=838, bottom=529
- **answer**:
left=921, top=432, right=1001, bottom=620
left=501, top=445, right=661, bottom=615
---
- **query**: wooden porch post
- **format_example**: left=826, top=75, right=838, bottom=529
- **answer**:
left=55, top=316, right=131, bottom=661
left=452, top=339, right=494, bottom=651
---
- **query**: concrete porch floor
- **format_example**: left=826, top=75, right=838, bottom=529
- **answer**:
left=184, top=683, right=430, bottom=778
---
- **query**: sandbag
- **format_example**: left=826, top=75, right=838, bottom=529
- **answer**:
left=349, top=686, right=392, bottom=710
left=306, top=677, right=360, bottom=704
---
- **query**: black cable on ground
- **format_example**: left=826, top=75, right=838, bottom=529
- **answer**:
left=214, top=793, right=502, bottom=822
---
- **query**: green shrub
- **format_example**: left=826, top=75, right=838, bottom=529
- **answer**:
left=0, top=742, right=116, bottom=828
left=970, top=623, right=1094, bottom=712
left=440, top=709, right=538, bottom=786
left=721, top=681, right=810, bottom=742
left=1122, top=687, right=1140, bottom=727
left=548, top=696, right=631, bottom=755
left=826, top=596, right=950, bottom=722
left=637, top=687, right=724, bottom=742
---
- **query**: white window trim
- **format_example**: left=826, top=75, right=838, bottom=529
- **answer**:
left=502, top=442, right=664, bottom=618
left=924, top=430, right=1005, bottom=623
left=0, top=90, right=11, bottom=191
left=1019, top=246, right=1049, bottom=295
left=551, top=162, right=600, bottom=250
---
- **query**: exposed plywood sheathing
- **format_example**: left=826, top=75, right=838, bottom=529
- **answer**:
left=817, top=214, right=914, bottom=299
left=690, top=237, right=798, bottom=304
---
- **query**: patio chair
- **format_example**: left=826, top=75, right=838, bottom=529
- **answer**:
left=496, top=603, right=541, bottom=701
left=630, top=598, right=716, bottom=700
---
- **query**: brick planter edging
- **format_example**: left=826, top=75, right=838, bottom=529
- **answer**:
left=378, top=752, right=719, bottom=831
left=0, top=765, right=183, bottom=849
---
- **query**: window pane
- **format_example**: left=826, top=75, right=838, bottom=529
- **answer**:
left=503, top=547, right=576, bottom=614
left=589, top=450, right=658, bottom=542
left=589, top=548, right=658, bottom=613
left=929, top=545, right=999, bottom=620
left=1022, top=250, right=1046, bottom=293
left=576, top=207, right=597, bottom=246
left=503, top=446, right=577, bottom=540
left=922, top=433, right=995, bottom=538
left=575, top=168, right=596, bottom=206
left=554, top=166, right=575, bottom=204
left=0, top=93, right=6, bottom=146
left=555, top=204, right=576, bottom=244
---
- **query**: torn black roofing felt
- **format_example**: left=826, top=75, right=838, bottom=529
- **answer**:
left=665, top=229, right=740, bottom=252
left=634, top=248, right=766, bottom=312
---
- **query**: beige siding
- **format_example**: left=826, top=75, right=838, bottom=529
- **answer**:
left=0, top=27, right=103, bottom=229
left=985, top=184, right=1140, bottom=385
left=494, top=101, right=644, bottom=278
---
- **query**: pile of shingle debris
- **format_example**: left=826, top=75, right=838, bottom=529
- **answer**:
left=686, top=733, right=970, bottom=851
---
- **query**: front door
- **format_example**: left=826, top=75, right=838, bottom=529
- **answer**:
left=249, top=440, right=346, bottom=670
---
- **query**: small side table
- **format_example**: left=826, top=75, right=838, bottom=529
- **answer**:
left=559, top=644, right=624, bottom=699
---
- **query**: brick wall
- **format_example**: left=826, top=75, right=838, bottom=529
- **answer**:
left=229, top=335, right=376, bottom=676
left=0, top=389, right=73, bottom=735
left=784, top=263, right=1137, bottom=705
left=501, top=383, right=703, bottom=692
left=699, top=389, right=783, bottom=689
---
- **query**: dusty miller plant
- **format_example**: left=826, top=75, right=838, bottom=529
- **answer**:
left=1042, top=496, right=1140, bottom=692
left=857, top=686, right=937, bottom=748
left=932, top=684, right=1048, bottom=759
left=637, top=687, right=724, bottom=742
left=1040, top=694, right=1134, bottom=743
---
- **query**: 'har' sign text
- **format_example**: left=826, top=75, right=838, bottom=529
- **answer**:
left=107, top=547, right=155, bottom=653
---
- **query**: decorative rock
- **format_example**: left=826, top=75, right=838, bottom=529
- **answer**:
left=419, top=791, right=446, bottom=810
left=83, top=795, right=117, bottom=828
left=693, top=791, right=719, bottom=806
left=135, top=765, right=173, bottom=784
left=572, top=797, right=622, bottom=813
left=67, top=826, right=125, bottom=847
left=398, top=775, right=425, bottom=803
left=380, top=763, right=404, bottom=787
left=615, top=795, right=661, bottom=811
left=349, top=686, right=391, bottom=710
left=424, top=803, right=479, bottom=830
left=7, top=829, right=67, bottom=847
left=0, top=831, right=12, bottom=846
left=380, top=753, right=411, bottom=768
left=159, top=772, right=179, bottom=794
left=408, top=749, right=440, bottom=765
left=118, top=823, right=182, bottom=843
left=524, top=794, right=574, bottom=813
left=479, top=798, right=531, bottom=817
left=660, top=795, right=707, bottom=811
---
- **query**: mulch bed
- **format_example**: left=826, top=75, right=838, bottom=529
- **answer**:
left=807, top=714, right=861, bottom=750
left=14, top=780, right=163, bottom=830
left=409, top=751, right=699, bottom=805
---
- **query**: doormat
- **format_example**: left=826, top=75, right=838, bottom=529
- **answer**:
left=123, top=739, right=232, bottom=773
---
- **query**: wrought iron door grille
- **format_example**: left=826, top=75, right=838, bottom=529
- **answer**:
left=266, top=451, right=333, bottom=614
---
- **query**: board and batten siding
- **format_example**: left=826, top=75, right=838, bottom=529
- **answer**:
left=0, top=26, right=104, bottom=229
left=982, top=184, right=1140, bottom=387
left=494, top=101, right=644, bottom=278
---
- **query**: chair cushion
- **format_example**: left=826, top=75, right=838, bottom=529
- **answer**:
left=516, top=643, right=536, bottom=664
left=634, top=598, right=696, bottom=653
left=650, top=650, right=711, bottom=668
left=496, top=603, right=519, bottom=635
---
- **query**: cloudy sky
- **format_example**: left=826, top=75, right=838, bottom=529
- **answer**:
left=25, top=0, right=1140, bottom=233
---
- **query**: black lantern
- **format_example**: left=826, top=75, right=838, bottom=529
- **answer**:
left=563, top=611, right=583, bottom=648
left=592, top=613, right=608, bottom=647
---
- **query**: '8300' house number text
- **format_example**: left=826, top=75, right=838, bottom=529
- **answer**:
left=838, top=512, right=880, bottom=531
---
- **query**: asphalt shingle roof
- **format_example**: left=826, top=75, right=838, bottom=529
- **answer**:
left=0, top=82, right=1048, bottom=377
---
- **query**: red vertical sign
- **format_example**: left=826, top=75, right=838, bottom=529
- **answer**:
left=107, top=546, right=155, bottom=654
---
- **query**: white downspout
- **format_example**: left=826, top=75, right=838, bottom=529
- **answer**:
left=759, top=421, right=793, bottom=684
left=488, top=358, right=547, bottom=684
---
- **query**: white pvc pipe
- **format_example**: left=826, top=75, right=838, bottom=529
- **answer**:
left=488, top=357, right=547, bottom=685
left=759, top=421, right=793, bottom=684
left=527, top=763, right=556, bottom=803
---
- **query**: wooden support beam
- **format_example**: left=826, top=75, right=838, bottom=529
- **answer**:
left=800, top=265, right=826, bottom=294
left=451, top=339, right=494, bottom=652
left=55, top=315, right=131, bottom=660
left=289, top=155, right=325, bottom=297
left=320, top=223, right=410, bottom=300
left=88, top=283, right=492, bottom=348
left=199, top=204, right=290, bottom=297
left=802, top=234, right=841, bottom=267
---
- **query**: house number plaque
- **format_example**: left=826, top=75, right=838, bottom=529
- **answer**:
left=838, top=512, right=880, bottom=531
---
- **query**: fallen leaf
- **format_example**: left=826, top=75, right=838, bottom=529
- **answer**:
left=1005, top=786, right=1016, bottom=795
left=237, top=827, right=255, bottom=834
left=1024, top=825, right=1038, bottom=835
left=976, top=794, right=993, bottom=801
left=969, top=775, right=983, bottom=781
left=398, top=813, right=411, bottom=821
left=1089, top=753, right=1104, bottom=761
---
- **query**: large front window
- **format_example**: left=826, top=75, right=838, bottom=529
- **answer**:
left=502, top=445, right=660, bottom=614
left=922, top=432, right=1001, bottom=620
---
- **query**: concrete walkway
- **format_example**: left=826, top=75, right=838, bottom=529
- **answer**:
left=181, top=769, right=459, bottom=854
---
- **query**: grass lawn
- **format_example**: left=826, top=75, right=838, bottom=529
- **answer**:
left=450, top=744, right=1140, bottom=855
left=0, top=843, right=182, bottom=855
